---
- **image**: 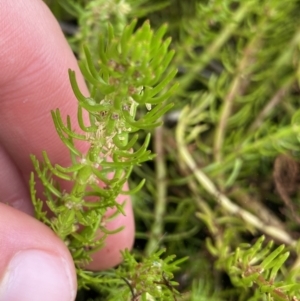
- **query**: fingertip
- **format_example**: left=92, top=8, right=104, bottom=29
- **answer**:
left=0, top=250, right=76, bottom=301
left=0, top=203, right=77, bottom=301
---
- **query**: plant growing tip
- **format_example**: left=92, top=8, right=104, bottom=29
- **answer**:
left=30, top=18, right=178, bottom=291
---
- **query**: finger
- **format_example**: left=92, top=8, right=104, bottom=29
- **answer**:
left=87, top=197, right=135, bottom=271
left=0, top=0, right=134, bottom=269
left=0, top=0, right=87, bottom=175
left=0, top=203, right=77, bottom=301
left=0, top=144, right=33, bottom=215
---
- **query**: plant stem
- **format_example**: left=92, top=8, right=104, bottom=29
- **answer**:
left=249, top=81, right=292, bottom=132
left=177, top=106, right=296, bottom=246
left=213, top=36, right=258, bottom=163
left=230, top=187, right=287, bottom=231
left=145, top=125, right=168, bottom=255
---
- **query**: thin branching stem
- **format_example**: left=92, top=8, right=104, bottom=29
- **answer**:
left=213, top=36, right=259, bottom=163
left=249, top=81, right=293, bottom=132
left=146, top=125, right=168, bottom=255
left=177, top=106, right=296, bottom=246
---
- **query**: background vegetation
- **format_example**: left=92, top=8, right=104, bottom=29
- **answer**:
left=40, top=0, right=300, bottom=300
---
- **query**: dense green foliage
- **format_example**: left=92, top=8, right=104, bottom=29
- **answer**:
left=36, top=0, right=300, bottom=300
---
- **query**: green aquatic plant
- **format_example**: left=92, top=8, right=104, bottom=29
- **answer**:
left=29, top=18, right=178, bottom=295
left=221, top=236, right=300, bottom=301
left=37, top=0, right=300, bottom=299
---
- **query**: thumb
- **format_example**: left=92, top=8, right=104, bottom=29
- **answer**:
left=0, top=203, right=77, bottom=301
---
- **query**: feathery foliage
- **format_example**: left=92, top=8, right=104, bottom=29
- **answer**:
left=30, top=13, right=178, bottom=296
left=37, top=0, right=300, bottom=300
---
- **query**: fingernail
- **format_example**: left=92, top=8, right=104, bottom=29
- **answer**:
left=0, top=250, right=76, bottom=301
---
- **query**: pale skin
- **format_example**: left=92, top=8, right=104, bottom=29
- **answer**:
left=0, top=1, right=134, bottom=300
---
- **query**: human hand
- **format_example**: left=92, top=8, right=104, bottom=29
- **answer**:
left=0, top=1, right=135, bottom=300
